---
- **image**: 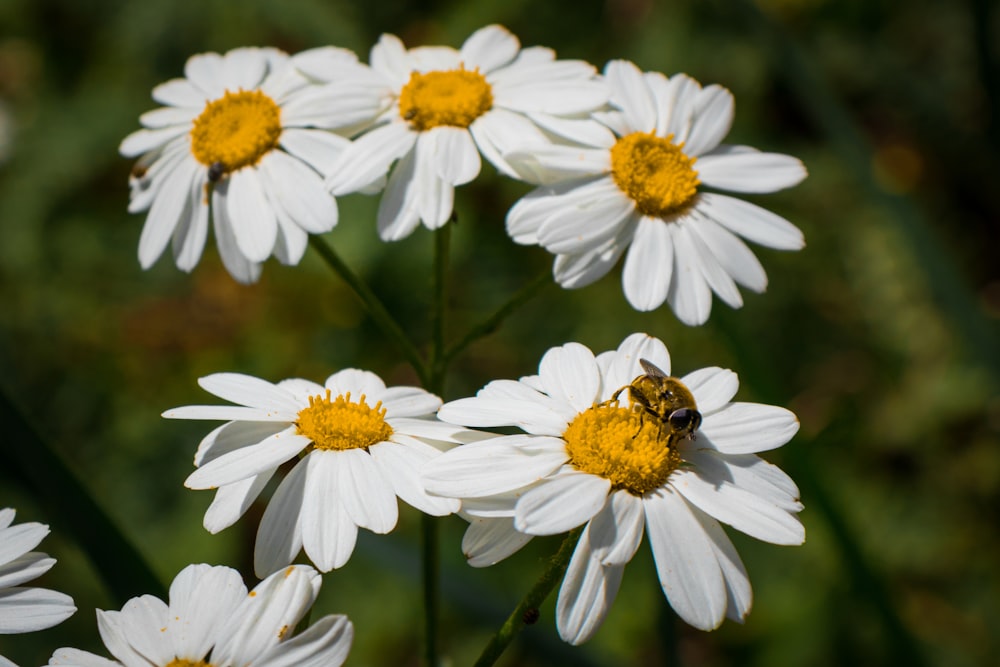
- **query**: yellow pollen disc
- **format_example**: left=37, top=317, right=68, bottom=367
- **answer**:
left=190, top=90, right=282, bottom=173
left=398, top=67, right=493, bottom=131
left=563, top=404, right=681, bottom=496
left=610, top=131, right=700, bottom=217
left=165, top=660, right=211, bottom=667
left=296, top=390, right=393, bottom=451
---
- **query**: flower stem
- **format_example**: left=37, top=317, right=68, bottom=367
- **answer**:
left=444, top=268, right=551, bottom=366
left=309, top=236, right=429, bottom=385
left=429, top=223, right=451, bottom=391
left=422, top=514, right=441, bottom=667
left=473, top=527, right=583, bottom=667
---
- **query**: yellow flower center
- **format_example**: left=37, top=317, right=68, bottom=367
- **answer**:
left=165, top=661, right=211, bottom=667
left=563, top=403, right=682, bottom=496
left=296, top=390, right=393, bottom=451
left=398, top=67, right=493, bottom=131
left=610, top=131, right=700, bottom=218
left=189, top=90, right=282, bottom=175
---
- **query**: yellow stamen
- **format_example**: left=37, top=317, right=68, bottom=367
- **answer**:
left=165, top=660, right=211, bottom=667
left=190, top=90, right=282, bottom=175
left=610, top=131, right=700, bottom=217
left=563, top=403, right=681, bottom=496
left=296, top=390, right=393, bottom=451
left=398, top=67, right=493, bottom=131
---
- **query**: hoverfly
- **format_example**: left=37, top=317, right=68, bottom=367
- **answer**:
left=207, top=161, right=226, bottom=183
left=611, top=358, right=702, bottom=442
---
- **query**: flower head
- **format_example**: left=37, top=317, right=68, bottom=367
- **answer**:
left=0, top=508, right=75, bottom=663
left=164, top=368, right=464, bottom=576
left=121, top=46, right=385, bottom=282
left=506, top=60, right=808, bottom=325
left=423, top=333, right=804, bottom=643
left=322, top=24, right=609, bottom=241
left=47, top=564, right=352, bottom=667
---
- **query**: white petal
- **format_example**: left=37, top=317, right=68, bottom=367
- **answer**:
left=336, top=449, right=398, bottom=533
left=506, top=176, right=613, bottom=245
left=697, top=192, right=805, bottom=250
left=468, top=109, right=549, bottom=179
left=413, top=137, right=454, bottom=228
left=292, top=46, right=361, bottom=81
left=683, top=216, right=744, bottom=309
left=280, top=128, right=352, bottom=178
left=525, top=112, right=617, bottom=148
left=0, top=522, right=48, bottom=564
left=222, top=47, right=268, bottom=91
left=168, top=564, right=246, bottom=660
left=325, top=368, right=387, bottom=399
left=666, top=222, right=713, bottom=326
left=460, top=25, right=519, bottom=73
left=212, top=183, right=263, bottom=284
left=369, top=441, right=459, bottom=516
left=537, top=342, right=601, bottom=413
left=552, top=232, right=631, bottom=290
left=587, top=491, right=645, bottom=566
left=428, top=126, right=480, bottom=186
left=556, top=528, right=624, bottom=645
left=110, top=596, right=172, bottom=665
left=254, top=461, right=307, bottom=577
left=437, top=395, right=571, bottom=436
left=185, top=430, right=308, bottom=489
left=698, top=151, right=807, bottom=193
left=622, top=216, right=673, bottom=311
left=198, top=373, right=301, bottom=411
left=203, top=473, right=272, bottom=533
left=163, top=405, right=293, bottom=422
left=380, top=386, right=441, bottom=418
left=689, top=505, right=753, bottom=622
left=369, top=33, right=412, bottom=87
left=497, top=79, right=609, bottom=115
left=138, top=157, right=199, bottom=268
left=376, top=148, right=421, bottom=241
left=0, top=587, right=75, bottom=633
left=644, top=487, right=727, bottom=630
left=47, top=648, right=120, bottom=667
left=152, top=78, right=206, bottom=108
left=325, top=122, right=415, bottom=195
left=300, top=453, right=359, bottom=571
left=227, top=168, right=278, bottom=262
left=254, top=614, right=353, bottom=667
left=258, top=151, right=338, bottom=234
left=684, top=85, right=734, bottom=157
left=504, top=144, right=610, bottom=186
left=184, top=52, right=227, bottom=98
left=462, top=517, right=533, bottom=567
left=687, top=212, right=768, bottom=292
left=171, top=169, right=210, bottom=271
left=421, top=435, right=568, bottom=498
left=119, top=126, right=188, bottom=157
left=605, top=60, right=655, bottom=131
left=0, top=553, right=55, bottom=589
left=683, top=450, right=801, bottom=512
left=679, top=366, right=739, bottom=414
left=515, top=472, right=610, bottom=535
left=699, top=402, right=799, bottom=453
left=139, top=106, right=198, bottom=129
left=536, top=181, right=635, bottom=255
left=671, top=464, right=804, bottom=545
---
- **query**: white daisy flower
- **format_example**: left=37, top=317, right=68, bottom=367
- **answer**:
left=121, top=46, right=386, bottom=283
left=0, top=507, right=75, bottom=666
left=47, top=563, right=353, bottom=667
left=323, top=24, right=609, bottom=241
left=505, top=60, right=808, bottom=325
left=423, top=333, right=804, bottom=644
left=164, top=369, right=463, bottom=576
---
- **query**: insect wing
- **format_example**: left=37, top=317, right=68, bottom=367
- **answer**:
left=639, top=358, right=669, bottom=379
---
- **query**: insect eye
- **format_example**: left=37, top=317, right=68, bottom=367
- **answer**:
left=668, top=408, right=701, bottom=434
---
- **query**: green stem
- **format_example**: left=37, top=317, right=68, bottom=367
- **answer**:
left=309, top=236, right=429, bottom=385
left=429, top=224, right=451, bottom=391
left=473, top=527, right=583, bottom=667
left=422, top=514, right=441, bottom=667
left=444, top=269, right=551, bottom=366
left=0, top=388, right=165, bottom=603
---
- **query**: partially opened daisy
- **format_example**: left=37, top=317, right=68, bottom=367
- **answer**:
left=164, top=368, right=463, bottom=576
left=323, top=24, right=609, bottom=241
left=121, top=46, right=387, bottom=283
left=423, top=333, right=804, bottom=643
left=47, top=563, right=353, bottom=667
left=506, top=60, right=807, bottom=325
left=0, top=508, right=75, bottom=667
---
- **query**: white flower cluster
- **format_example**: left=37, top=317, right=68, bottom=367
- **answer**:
left=121, top=24, right=805, bottom=325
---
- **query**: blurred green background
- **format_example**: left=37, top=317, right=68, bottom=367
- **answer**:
left=1, top=0, right=998, bottom=665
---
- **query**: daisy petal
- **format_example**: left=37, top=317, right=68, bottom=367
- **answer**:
left=680, top=366, right=739, bottom=414
left=538, top=343, right=601, bottom=412
left=138, top=156, right=198, bottom=268
left=689, top=505, right=753, bottom=622
left=697, top=151, right=807, bottom=193
left=185, top=430, right=308, bottom=489
left=47, top=648, right=120, bottom=667
left=687, top=213, right=768, bottom=292
left=588, top=491, right=645, bottom=566
left=326, top=123, right=416, bottom=195
left=683, top=85, right=734, bottom=157
left=0, top=588, right=75, bottom=633
left=198, top=373, right=301, bottom=412
left=0, top=523, right=48, bottom=564
left=422, top=435, right=568, bottom=498
left=255, top=614, right=353, bottom=667
left=460, top=25, right=519, bottom=73
left=152, top=78, right=206, bottom=108
left=600, top=332, right=672, bottom=401
left=369, top=441, right=459, bottom=516
left=254, top=461, right=307, bottom=577
left=337, top=449, right=399, bottom=534
left=212, top=184, right=263, bottom=284
left=379, top=386, right=441, bottom=418
left=462, top=517, right=533, bottom=567
left=184, top=52, right=226, bottom=98
left=0, top=553, right=55, bottom=589
left=428, top=127, right=480, bottom=186
left=376, top=148, right=421, bottom=241
left=605, top=60, right=655, bottom=131
left=167, top=564, right=245, bottom=660
left=258, top=151, right=338, bottom=234
left=227, top=168, right=278, bottom=263
left=280, top=129, right=352, bottom=178
left=556, top=529, right=624, bottom=645
left=697, top=192, right=805, bottom=250
left=300, top=453, right=359, bottom=571
left=203, top=473, right=272, bottom=533
left=469, top=109, right=549, bottom=179
left=667, top=222, right=713, bottom=326
left=622, top=216, right=673, bottom=311
left=699, top=402, right=799, bottom=453
left=644, top=487, right=727, bottom=630
left=515, top=472, right=610, bottom=535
